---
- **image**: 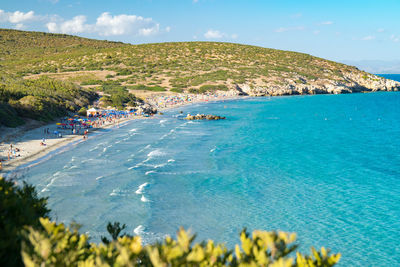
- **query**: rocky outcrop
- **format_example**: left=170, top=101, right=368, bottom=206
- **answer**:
left=185, top=114, right=226, bottom=120
left=235, top=73, right=400, bottom=97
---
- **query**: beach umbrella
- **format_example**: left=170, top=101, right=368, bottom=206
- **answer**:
left=56, top=123, right=62, bottom=125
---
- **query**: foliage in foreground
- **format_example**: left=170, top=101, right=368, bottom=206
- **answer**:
left=22, top=217, right=340, bottom=266
left=0, top=176, right=340, bottom=266
left=0, top=177, right=49, bottom=267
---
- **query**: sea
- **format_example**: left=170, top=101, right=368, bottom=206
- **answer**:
left=12, top=76, right=400, bottom=266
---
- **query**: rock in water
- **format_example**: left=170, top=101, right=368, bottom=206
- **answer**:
left=184, top=114, right=226, bottom=120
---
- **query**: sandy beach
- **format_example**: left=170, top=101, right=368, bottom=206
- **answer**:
left=0, top=92, right=242, bottom=175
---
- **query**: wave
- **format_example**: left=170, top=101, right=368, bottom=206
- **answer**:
left=110, top=189, right=119, bottom=196
left=141, top=195, right=150, bottom=202
left=134, top=225, right=145, bottom=235
left=145, top=170, right=156, bottom=176
left=147, top=149, right=165, bottom=158
left=95, top=175, right=104, bottom=181
left=138, top=144, right=151, bottom=153
left=41, top=172, right=63, bottom=193
left=135, top=182, right=149, bottom=194
left=210, top=146, right=217, bottom=152
left=159, top=119, right=167, bottom=124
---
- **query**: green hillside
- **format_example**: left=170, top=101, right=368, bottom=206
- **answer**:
left=1, top=29, right=354, bottom=87
left=1, top=28, right=397, bottom=127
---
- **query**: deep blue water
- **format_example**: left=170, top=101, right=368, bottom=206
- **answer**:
left=376, top=73, right=400, bottom=82
left=16, top=92, right=400, bottom=266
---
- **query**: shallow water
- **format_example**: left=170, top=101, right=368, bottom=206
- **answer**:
left=17, top=92, right=400, bottom=266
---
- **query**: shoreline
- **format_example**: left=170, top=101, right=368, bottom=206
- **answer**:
left=1, top=94, right=245, bottom=176
left=0, top=115, right=149, bottom=176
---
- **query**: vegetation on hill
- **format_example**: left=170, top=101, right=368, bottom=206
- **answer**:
left=0, top=74, right=97, bottom=127
left=0, top=176, right=340, bottom=266
left=1, top=28, right=395, bottom=126
left=0, top=28, right=364, bottom=93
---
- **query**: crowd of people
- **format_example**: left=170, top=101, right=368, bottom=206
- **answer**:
left=146, top=91, right=237, bottom=110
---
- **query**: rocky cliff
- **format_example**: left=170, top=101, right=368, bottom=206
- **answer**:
left=235, top=72, right=400, bottom=96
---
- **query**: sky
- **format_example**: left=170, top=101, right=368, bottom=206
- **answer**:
left=1, top=0, right=400, bottom=63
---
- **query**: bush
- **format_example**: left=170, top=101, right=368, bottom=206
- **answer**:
left=22, top=218, right=341, bottom=266
left=78, top=107, right=87, bottom=116
left=116, top=69, right=133, bottom=76
left=0, top=177, right=49, bottom=266
left=129, top=84, right=166, bottom=92
left=170, top=88, right=184, bottom=93
left=198, top=84, right=229, bottom=93
left=0, top=102, right=24, bottom=127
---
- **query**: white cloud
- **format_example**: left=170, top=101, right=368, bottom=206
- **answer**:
left=204, top=29, right=223, bottom=39
left=8, top=10, right=35, bottom=23
left=377, top=28, right=385, bottom=33
left=275, top=26, right=304, bottom=33
left=96, top=12, right=159, bottom=36
left=0, top=9, right=38, bottom=30
left=46, top=12, right=160, bottom=36
left=203, top=29, right=237, bottom=39
left=0, top=9, right=37, bottom=29
left=165, top=26, right=171, bottom=32
left=15, top=23, right=24, bottom=30
left=361, top=35, right=375, bottom=41
left=46, top=15, right=90, bottom=34
left=313, top=30, right=320, bottom=35
left=319, top=21, right=333, bottom=25
left=390, top=34, right=399, bottom=42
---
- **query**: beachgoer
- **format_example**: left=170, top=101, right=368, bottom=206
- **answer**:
left=0, top=161, right=2, bottom=171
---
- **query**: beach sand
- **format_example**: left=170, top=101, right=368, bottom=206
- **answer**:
left=0, top=115, right=149, bottom=174
left=0, top=92, right=243, bottom=175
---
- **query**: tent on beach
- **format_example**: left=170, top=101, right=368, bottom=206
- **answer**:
left=87, top=108, right=101, bottom=117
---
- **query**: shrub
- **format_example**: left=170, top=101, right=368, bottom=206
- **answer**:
left=116, top=69, right=133, bottom=76
left=0, top=102, right=24, bottom=127
left=170, top=88, right=184, bottom=93
left=0, top=177, right=49, bottom=267
left=129, top=84, right=166, bottom=92
left=80, top=79, right=103, bottom=85
left=22, top=218, right=341, bottom=266
left=198, top=84, right=229, bottom=93
left=78, top=106, right=87, bottom=116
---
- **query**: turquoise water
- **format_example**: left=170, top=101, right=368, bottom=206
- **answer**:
left=16, top=92, right=400, bottom=266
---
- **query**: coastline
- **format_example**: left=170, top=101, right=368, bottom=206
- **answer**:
left=0, top=94, right=245, bottom=176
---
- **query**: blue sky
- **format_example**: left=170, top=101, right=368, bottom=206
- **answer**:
left=1, top=0, right=400, bottom=61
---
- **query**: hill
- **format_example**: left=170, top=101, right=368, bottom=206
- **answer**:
left=0, top=28, right=399, bottom=126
